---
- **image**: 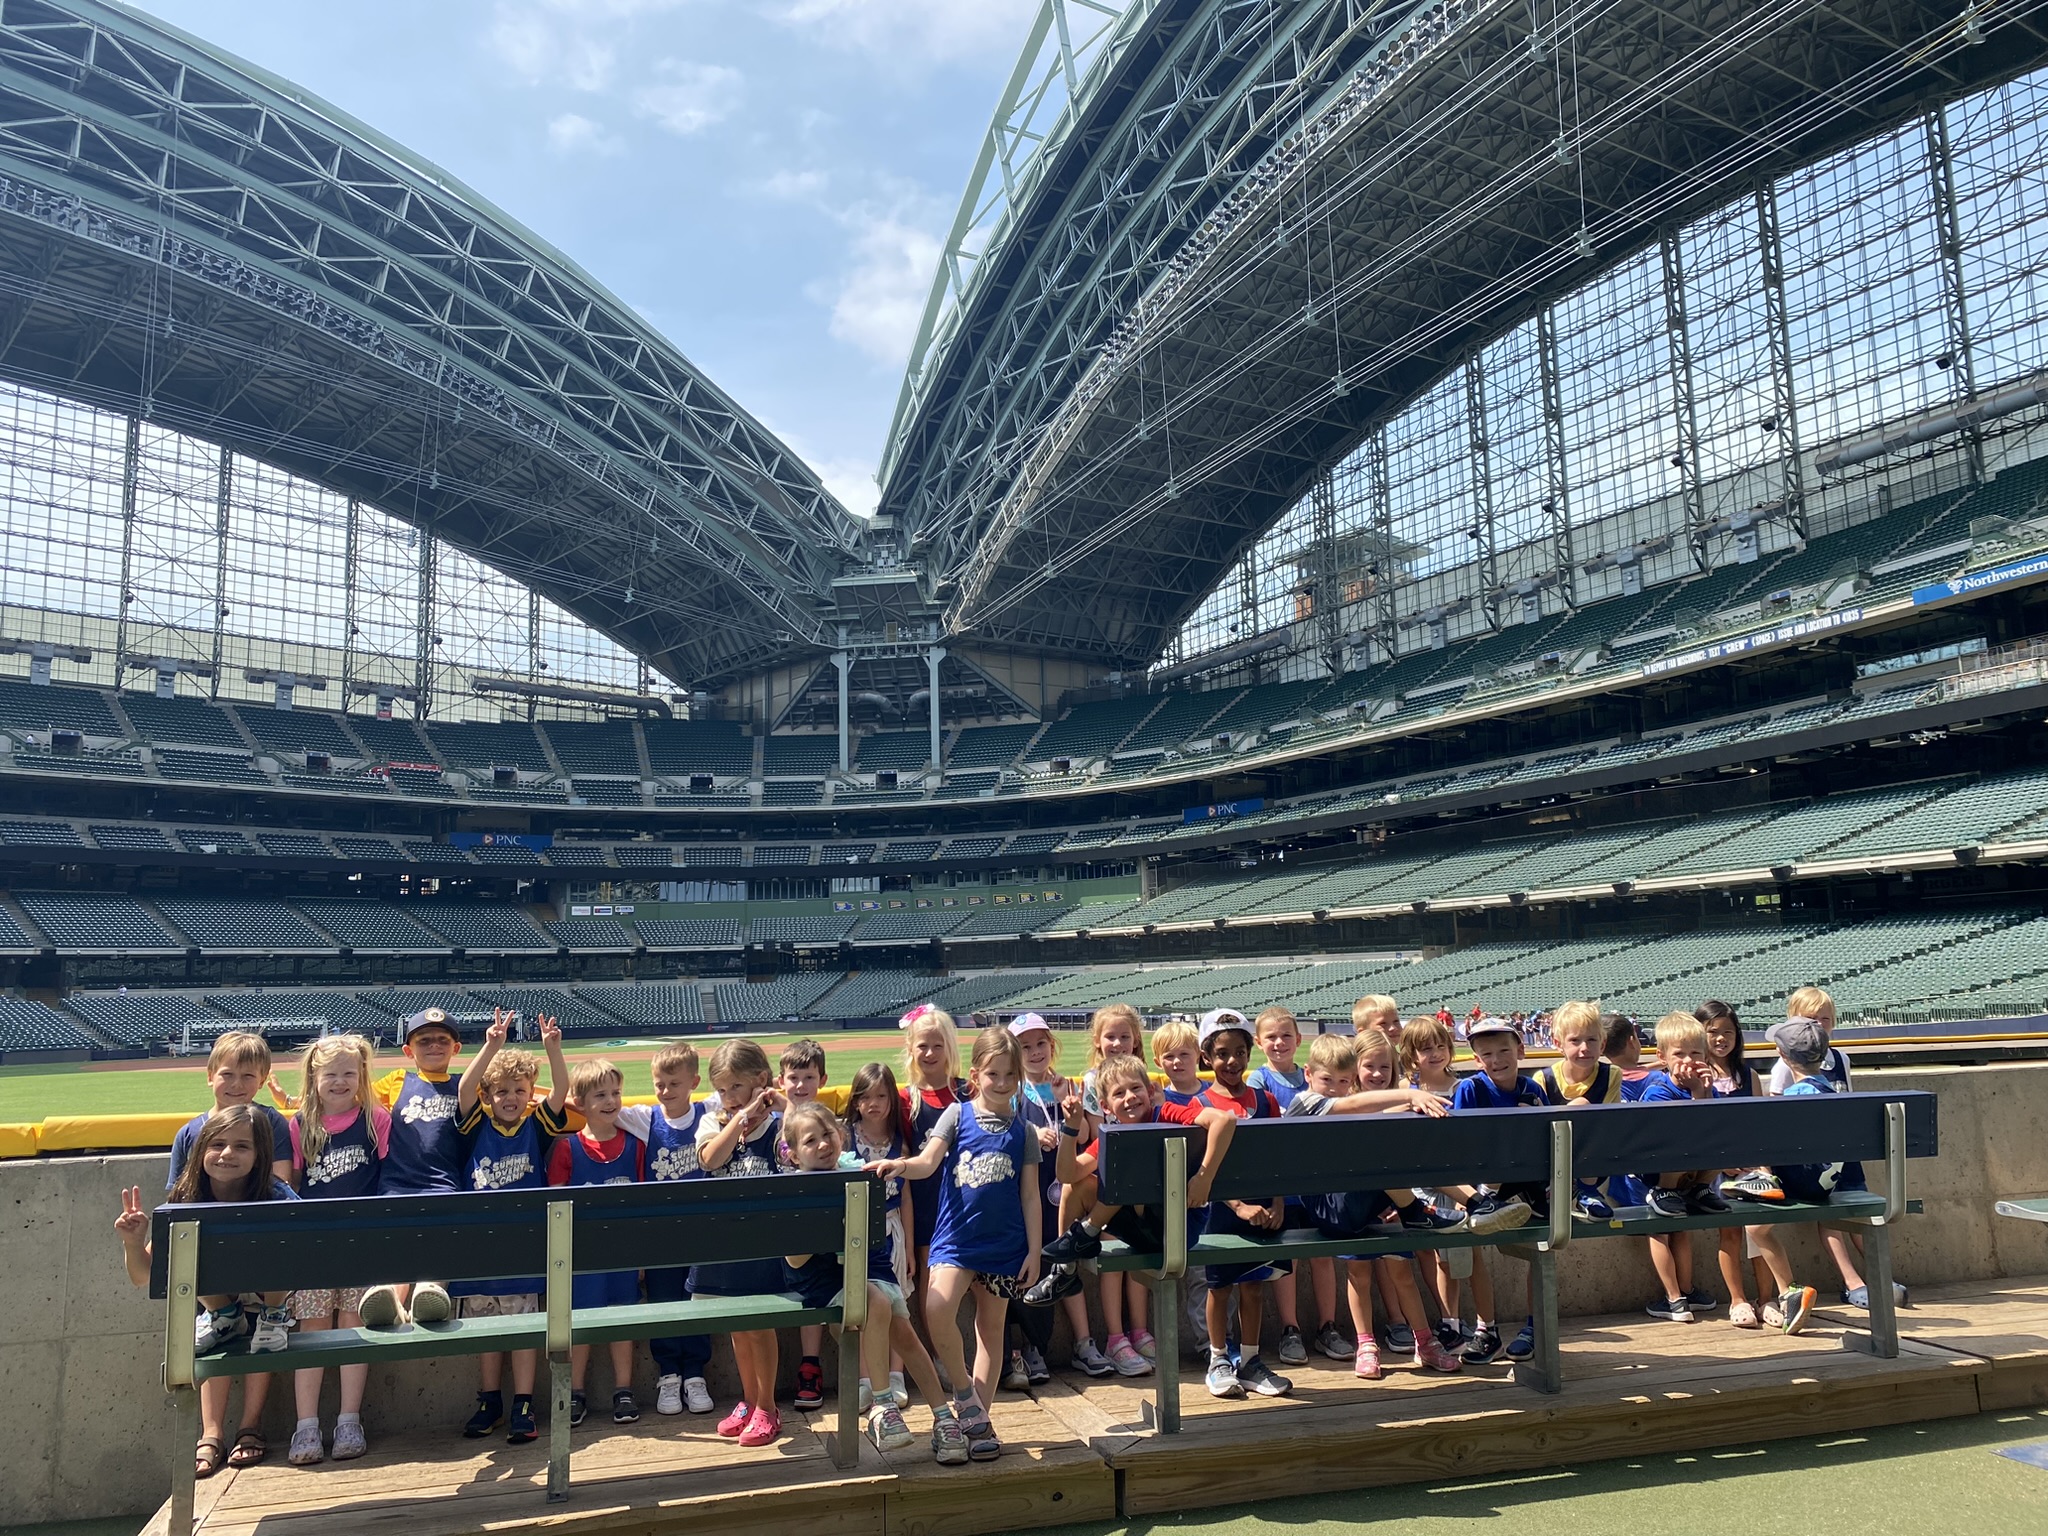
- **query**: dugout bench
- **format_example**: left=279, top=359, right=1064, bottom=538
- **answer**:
left=1095, top=1090, right=1936, bottom=1431
left=147, top=1171, right=885, bottom=1536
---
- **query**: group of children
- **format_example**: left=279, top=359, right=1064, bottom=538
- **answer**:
left=114, top=984, right=1895, bottom=1478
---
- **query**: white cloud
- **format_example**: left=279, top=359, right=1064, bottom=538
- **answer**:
left=489, top=2, right=617, bottom=90
left=547, top=112, right=624, bottom=155
left=634, top=60, right=744, bottom=136
left=815, top=455, right=881, bottom=518
left=765, top=0, right=1038, bottom=65
left=754, top=168, right=828, bottom=201
left=817, top=204, right=943, bottom=367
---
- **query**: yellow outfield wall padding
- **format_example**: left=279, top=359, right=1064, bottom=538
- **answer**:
left=0, top=1122, right=37, bottom=1157
left=35, top=1112, right=188, bottom=1154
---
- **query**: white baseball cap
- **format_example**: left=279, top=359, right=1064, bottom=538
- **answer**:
left=1198, top=1007, right=1251, bottom=1047
left=1008, top=1012, right=1051, bottom=1038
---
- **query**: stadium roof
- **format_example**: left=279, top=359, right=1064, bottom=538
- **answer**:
left=0, top=0, right=866, bottom=689
left=881, top=0, right=2048, bottom=668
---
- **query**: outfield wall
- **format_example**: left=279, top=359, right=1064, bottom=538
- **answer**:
left=5, top=1062, right=2047, bottom=1526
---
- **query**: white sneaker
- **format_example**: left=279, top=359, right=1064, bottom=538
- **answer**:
left=1072, top=1339, right=1115, bottom=1377
left=194, top=1306, right=247, bottom=1355
left=656, top=1374, right=684, bottom=1415
left=248, top=1306, right=293, bottom=1354
left=682, top=1377, right=715, bottom=1414
left=887, top=1371, right=909, bottom=1408
left=357, top=1285, right=407, bottom=1329
left=408, top=1282, right=452, bottom=1324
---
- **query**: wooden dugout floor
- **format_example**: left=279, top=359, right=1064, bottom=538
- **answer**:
left=144, top=1276, right=2048, bottom=1536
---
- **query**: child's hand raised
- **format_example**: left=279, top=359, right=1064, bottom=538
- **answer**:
left=1059, top=1087, right=1087, bottom=1128
left=114, top=1185, right=148, bottom=1242
left=537, top=1014, right=561, bottom=1046
left=485, top=1010, right=511, bottom=1046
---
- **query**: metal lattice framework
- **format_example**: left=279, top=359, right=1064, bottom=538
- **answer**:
left=883, top=0, right=2048, bottom=669
left=0, top=0, right=864, bottom=690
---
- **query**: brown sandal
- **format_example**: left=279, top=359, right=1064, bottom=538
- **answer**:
left=227, top=1429, right=267, bottom=1468
left=195, top=1437, right=228, bottom=1479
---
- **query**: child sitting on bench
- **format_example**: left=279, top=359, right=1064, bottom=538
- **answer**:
left=1285, top=1032, right=1464, bottom=1379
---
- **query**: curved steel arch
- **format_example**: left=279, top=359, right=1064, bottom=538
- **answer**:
left=0, top=0, right=863, bottom=688
left=889, top=0, right=2048, bottom=667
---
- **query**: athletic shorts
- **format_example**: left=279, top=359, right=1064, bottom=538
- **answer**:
left=834, top=1279, right=910, bottom=1320
left=571, top=1270, right=641, bottom=1309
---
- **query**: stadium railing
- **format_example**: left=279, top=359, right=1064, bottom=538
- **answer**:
left=1095, top=1091, right=1933, bottom=1430
left=147, top=1169, right=886, bottom=1536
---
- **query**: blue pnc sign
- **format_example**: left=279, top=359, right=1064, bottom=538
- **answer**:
left=1913, top=550, right=2048, bottom=607
left=448, top=831, right=553, bottom=849
left=1184, top=797, right=1264, bottom=825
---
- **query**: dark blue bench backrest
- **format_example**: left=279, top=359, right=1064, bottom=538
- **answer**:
left=148, top=1171, right=885, bottom=1298
left=1096, top=1092, right=1937, bottom=1207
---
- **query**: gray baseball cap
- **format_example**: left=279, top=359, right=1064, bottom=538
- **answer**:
left=1766, top=1016, right=1829, bottom=1067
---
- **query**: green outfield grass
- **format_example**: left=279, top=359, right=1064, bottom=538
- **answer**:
left=0, top=1027, right=1114, bottom=1124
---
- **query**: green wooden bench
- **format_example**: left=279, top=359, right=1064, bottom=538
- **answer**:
left=1095, top=1091, right=1936, bottom=1429
left=147, top=1171, right=884, bottom=1536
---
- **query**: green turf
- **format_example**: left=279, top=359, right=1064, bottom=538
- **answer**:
left=1060, top=1410, right=2048, bottom=1535
left=0, top=1027, right=1113, bottom=1122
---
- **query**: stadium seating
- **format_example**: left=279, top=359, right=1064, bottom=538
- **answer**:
left=752, top=914, right=857, bottom=946
left=821, top=843, right=876, bottom=865
left=938, top=836, right=1004, bottom=859
left=482, top=986, right=623, bottom=1039
left=119, top=693, right=246, bottom=749
left=545, top=722, right=642, bottom=775
left=541, top=843, right=612, bottom=866
left=237, top=707, right=360, bottom=758
left=154, top=749, right=271, bottom=786
left=1027, top=695, right=1159, bottom=762
left=948, top=723, right=1039, bottom=768
left=1821, top=769, right=2048, bottom=860
left=88, top=824, right=173, bottom=851
left=761, top=735, right=838, bottom=774
left=0, top=819, right=83, bottom=846
left=10, top=745, right=147, bottom=774
left=295, top=902, right=448, bottom=950
left=0, top=904, right=36, bottom=948
left=402, top=840, right=474, bottom=863
left=545, top=918, right=635, bottom=950
left=714, top=973, right=839, bottom=1023
left=1002, top=831, right=1066, bottom=858
left=65, top=991, right=215, bottom=1047
left=155, top=899, right=335, bottom=952
left=816, top=970, right=953, bottom=1019
left=385, top=765, right=455, bottom=797
left=848, top=910, right=965, bottom=943
left=347, top=715, right=437, bottom=764
left=472, top=842, right=544, bottom=864
left=400, top=904, right=553, bottom=950
left=17, top=892, right=181, bottom=950
left=643, top=720, right=752, bottom=777
left=682, top=846, right=744, bottom=866
left=635, top=918, right=743, bottom=949
left=948, top=903, right=1061, bottom=939
left=175, top=828, right=254, bottom=856
left=929, top=971, right=1059, bottom=1015
left=426, top=721, right=552, bottom=772
left=879, top=840, right=940, bottom=862
left=576, top=982, right=705, bottom=1029
left=256, top=833, right=332, bottom=858
left=0, top=679, right=121, bottom=736
left=753, top=843, right=814, bottom=866
left=330, top=836, right=410, bottom=861
left=1120, top=688, right=1245, bottom=754
left=615, top=844, right=678, bottom=867
left=857, top=731, right=933, bottom=771
left=0, top=997, right=97, bottom=1051
left=572, top=777, right=645, bottom=806
left=762, top=779, right=824, bottom=805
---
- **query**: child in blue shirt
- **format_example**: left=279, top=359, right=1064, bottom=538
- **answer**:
left=878, top=1023, right=1043, bottom=1462
left=548, top=1056, right=646, bottom=1429
left=617, top=1040, right=714, bottom=1418
left=359, top=1007, right=473, bottom=1329
left=451, top=1013, right=570, bottom=1444
left=1450, top=1017, right=1551, bottom=1358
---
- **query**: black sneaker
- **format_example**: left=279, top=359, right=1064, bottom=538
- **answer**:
left=1645, top=1187, right=1688, bottom=1218
left=1400, top=1201, right=1468, bottom=1231
left=1040, top=1219, right=1103, bottom=1265
left=506, top=1398, right=537, bottom=1444
left=463, top=1392, right=504, bottom=1438
left=569, top=1391, right=589, bottom=1427
left=1434, top=1319, right=1463, bottom=1353
left=794, top=1358, right=825, bottom=1411
left=612, top=1390, right=639, bottom=1424
left=1021, top=1263, right=1084, bottom=1308
left=1685, top=1184, right=1731, bottom=1215
left=1683, top=1287, right=1720, bottom=1313
left=1463, top=1324, right=1504, bottom=1364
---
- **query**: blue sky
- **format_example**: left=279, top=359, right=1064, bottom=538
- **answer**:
left=134, top=0, right=1042, bottom=516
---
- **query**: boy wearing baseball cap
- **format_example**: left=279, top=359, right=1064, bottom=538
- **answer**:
left=359, top=1007, right=470, bottom=1326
